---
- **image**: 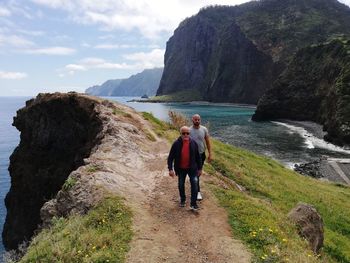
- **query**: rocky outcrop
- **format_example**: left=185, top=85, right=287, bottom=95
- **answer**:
left=2, top=92, right=162, bottom=251
left=288, top=203, right=324, bottom=254
left=85, top=68, right=163, bottom=97
left=157, top=0, right=350, bottom=104
left=158, top=13, right=278, bottom=104
left=253, top=39, right=350, bottom=146
left=2, top=93, right=103, bottom=250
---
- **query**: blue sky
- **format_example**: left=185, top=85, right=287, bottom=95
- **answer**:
left=1, top=0, right=350, bottom=96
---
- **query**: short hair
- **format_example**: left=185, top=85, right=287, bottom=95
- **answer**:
left=192, top=114, right=200, bottom=119
left=180, top=126, right=190, bottom=133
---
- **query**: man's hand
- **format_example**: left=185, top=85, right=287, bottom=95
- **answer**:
left=207, top=153, right=212, bottom=163
left=169, top=170, right=175, bottom=177
left=198, top=170, right=202, bottom=177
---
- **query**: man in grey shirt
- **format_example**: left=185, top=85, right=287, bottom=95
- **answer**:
left=190, top=114, right=212, bottom=201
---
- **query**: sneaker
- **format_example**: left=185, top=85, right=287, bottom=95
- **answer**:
left=179, top=201, right=185, bottom=207
left=197, top=192, right=203, bottom=201
left=190, top=204, right=199, bottom=211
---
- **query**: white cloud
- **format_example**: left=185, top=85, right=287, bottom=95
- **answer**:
left=124, top=48, right=164, bottom=68
left=30, top=0, right=249, bottom=38
left=0, top=71, right=27, bottom=79
left=61, top=48, right=164, bottom=75
left=0, top=34, right=35, bottom=47
left=23, top=46, right=76, bottom=55
left=94, top=43, right=137, bottom=49
left=0, top=7, right=11, bottom=17
left=65, top=64, right=87, bottom=71
left=338, top=0, right=350, bottom=6
left=17, top=29, right=45, bottom=36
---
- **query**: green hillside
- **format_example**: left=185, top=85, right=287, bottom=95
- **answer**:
left=18, top=111, right=350, bottom=263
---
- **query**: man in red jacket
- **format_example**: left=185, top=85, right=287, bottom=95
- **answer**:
left=168, top=126, right=203, bottom=211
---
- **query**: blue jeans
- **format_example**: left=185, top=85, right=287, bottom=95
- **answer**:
left=198, top=153, right=206, bottom=192
left=178, top=168, right=198, bottom=206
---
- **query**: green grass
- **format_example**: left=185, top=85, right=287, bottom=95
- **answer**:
left=145, top=112, right=350, bottom=262
left=20, top=196, right=133, bottom=263
left=206, top=139, right=350, bottom=263
left=62, top=176, right=77, bottom=191
left=148, top=89, right=203, bottom=102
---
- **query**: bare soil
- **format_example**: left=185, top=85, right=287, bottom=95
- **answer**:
left=120, top=129, right=251, bottom=262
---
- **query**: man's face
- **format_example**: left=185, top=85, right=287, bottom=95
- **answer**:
left=181, top=129, right=190, bottom=140
left=192, top=116, right=201, bottom=127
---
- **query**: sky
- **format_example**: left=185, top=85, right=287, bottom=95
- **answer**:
left=1, top=0, right=350, bottom=96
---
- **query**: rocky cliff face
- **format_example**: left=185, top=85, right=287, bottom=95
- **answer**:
left=253, top=39, right=350, bottom=146
left=2, top=92, right=169, bottom=252
left=157, top=11, right=279, bottom=104
left=111, top=68, right=163, bottom=97
left=157, top=0, right=350, bottom=104
left=2, top=93, right=103, bottom=250
left=85, top=68, right=163, bottom=97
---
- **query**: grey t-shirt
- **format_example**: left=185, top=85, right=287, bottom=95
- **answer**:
left=190, top=125, right=209, bottom=154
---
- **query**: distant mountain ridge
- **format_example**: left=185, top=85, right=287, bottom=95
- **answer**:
left=157, top=0, right=350, bottom=104
left=86, top=68, right=163, bottom=97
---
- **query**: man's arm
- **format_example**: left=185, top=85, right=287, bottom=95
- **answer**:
left=205, top=134, right=212, bottom=163
left=194, top=142, right=203, bottom=176
left=167, top=142, right=176, bottom=177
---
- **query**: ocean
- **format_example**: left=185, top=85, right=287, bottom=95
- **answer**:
left=1, top=95, right=350, bottom=259
left=0, top=97, right=31, bottom=259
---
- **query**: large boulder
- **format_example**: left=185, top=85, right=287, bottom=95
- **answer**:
left=288, top=203, right=324, bottom=253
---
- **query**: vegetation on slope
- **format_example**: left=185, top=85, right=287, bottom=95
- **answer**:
left=18, top=196, right=133, bottom=263
left=145, top=111, right=350, bottom=263
left=253, top=37, right=350, bottom=146
left=14, top=108, right=350, bottom=263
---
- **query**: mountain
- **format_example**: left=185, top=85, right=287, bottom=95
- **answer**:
left=112, top=67, right=163, bottom=96
left=253, top=38, right=350, bottom=146
left=157, top=0, right=350, bottom=104
left=85, top=68, right=163, bottom=97
left=85, top=79, right=122, bottom=96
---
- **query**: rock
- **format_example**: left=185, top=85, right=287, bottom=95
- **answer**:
left=157, top=1, right=350, bottom=104
left=288, top=203, right=324, bottom=253
left=294, top=160, right=324, bottom=178
left=253, top=39, right=350, bottom=147
left=2, top=93, right=103, bottom=250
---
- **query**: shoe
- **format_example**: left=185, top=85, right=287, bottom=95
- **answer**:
left=190, top=204, right=199, bottom=211
left=197, top=192, right=203, bottom=201
left=179, top=201, right=185, bottom=207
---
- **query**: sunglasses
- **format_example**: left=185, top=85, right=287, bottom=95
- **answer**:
left=181, top=132, right=190, bottom=135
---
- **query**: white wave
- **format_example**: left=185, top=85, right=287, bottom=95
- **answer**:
left=272, top=121, right=350, bottom=154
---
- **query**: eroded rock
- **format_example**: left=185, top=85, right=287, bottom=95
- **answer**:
left=288, top=202, right=324, bottom=253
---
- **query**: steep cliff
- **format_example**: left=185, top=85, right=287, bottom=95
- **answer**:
left=252, top=38, right=350, bottom=146
left=2, top=93, right=103, bottom=250
left=111, top=68, right=163, bottom=97
left=86, top=79, right=122, bottom=96
left=157, top=0, right=350, bottom=104
left=85, top=68, right=163, bottom=97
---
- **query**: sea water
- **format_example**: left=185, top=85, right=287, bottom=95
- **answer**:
left=0, top=97, right=30, bottom=259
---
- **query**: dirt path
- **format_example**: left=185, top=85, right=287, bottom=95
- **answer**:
left=124, top=137, right=251, bottom=263
left=80, top=103, right=251, bottom=263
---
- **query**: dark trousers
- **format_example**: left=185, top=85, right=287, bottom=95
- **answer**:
left=178, top=168, right=198, bottom=206
left=198, top=153, right=206, bottom=192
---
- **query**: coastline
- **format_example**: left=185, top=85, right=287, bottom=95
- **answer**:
left=127, top=98, right=257, bottom=109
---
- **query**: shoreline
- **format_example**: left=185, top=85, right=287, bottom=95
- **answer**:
left=126, top=98, right=257, bottom=108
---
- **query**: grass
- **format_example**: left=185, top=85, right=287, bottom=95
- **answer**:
left=145, top=110, right=350, bottom=263
left=19, top=196, right=133, bottom=263
left=206, top=140, right=350, bottom=263
left=62, top=176, right=77, bottom=191
left=147, top=89, right=203, bottom=102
